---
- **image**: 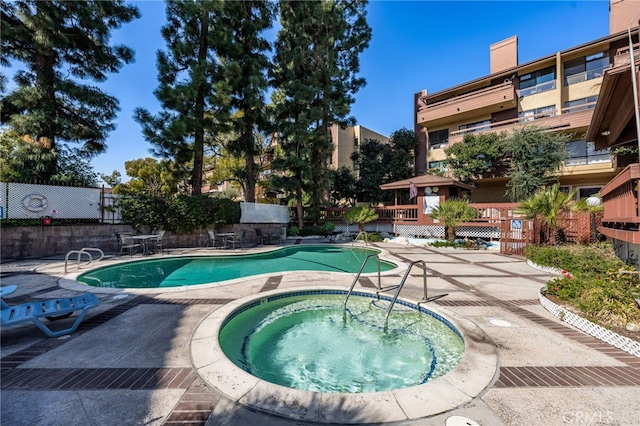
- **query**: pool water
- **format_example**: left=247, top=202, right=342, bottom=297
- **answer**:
left=219, top=293, right=465, bottom=393
left=78, top=245, right=396, bottom=289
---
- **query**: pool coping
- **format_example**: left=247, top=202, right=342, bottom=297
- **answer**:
left=190, top=286, right=499, bottom=424
left=58, top=244, right=406, bottom=295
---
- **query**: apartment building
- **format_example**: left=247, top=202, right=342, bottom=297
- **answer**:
left=329, top=124, right=389, bottom=172
left=414, top=0, right=639, bottom=203
left=203, top=125, right=388, bottom=199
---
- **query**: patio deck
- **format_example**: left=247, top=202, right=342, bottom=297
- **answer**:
left=1, top=240, right=639, bottom=425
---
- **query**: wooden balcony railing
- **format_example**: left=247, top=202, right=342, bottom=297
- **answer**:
left=447, top=105, right=596, bottom=145
left=599, top=163, right=640, bottom=244
left=322, top=203, right=521, bottom=226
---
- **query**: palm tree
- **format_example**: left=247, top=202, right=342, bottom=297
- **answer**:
left=515, top=184, right=577, bottom=244
left=430, top=198, right=479, bottom=241
left=343, top=205, right=379, bottom=233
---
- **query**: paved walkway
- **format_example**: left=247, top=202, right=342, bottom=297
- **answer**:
left=1, top=242, right=639, bottom=426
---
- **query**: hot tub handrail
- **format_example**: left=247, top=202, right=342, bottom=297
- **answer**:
left=384, top=260, right=428, bottom=321
left=343, top=253, right=381, bottom=308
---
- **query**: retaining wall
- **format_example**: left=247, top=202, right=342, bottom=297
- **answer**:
left=1, top=223, right=286, bottom=259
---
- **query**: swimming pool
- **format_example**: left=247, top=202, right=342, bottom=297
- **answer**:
left=77, top=245, right=396, bottom=289
left=219, top=291, right=464, bottom=393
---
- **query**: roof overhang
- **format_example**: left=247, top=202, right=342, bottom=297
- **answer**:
left=586, top=63, right=638, bottom=150
left=380, top=174, right=475, bottom=191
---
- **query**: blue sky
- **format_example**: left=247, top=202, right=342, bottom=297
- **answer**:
left=9, top=1, right=612, bottom=183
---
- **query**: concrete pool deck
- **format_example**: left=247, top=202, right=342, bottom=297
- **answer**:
left=1, top=240, right=640, bottom=425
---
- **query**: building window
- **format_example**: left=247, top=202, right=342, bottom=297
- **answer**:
left=564, top=96, right=598, bottom=114
left=459, top=120, right=491, bottom=133
left=578, top=187, right=601, bottom=199
left=428, top=129, right=449, bottom=148
left=564, top=52, right=609, bottom=86
left=564, top=140, right=610, bottom=166
left=519, top=105, right=556, bottom=123
left=518, top=66, right=556, bottom=97
left=428, top=160, right=447, bottom=172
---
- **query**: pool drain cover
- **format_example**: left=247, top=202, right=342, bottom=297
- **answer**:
left=446, top=415, right=480, bottom=426
left=489, top=318, right=512, bottom=327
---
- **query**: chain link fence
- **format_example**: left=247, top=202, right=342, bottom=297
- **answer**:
left=0, top=182, right=122, bottom=223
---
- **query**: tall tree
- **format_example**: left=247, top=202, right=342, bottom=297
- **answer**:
left=219, top=0, right=274, bottom=203
left=352, top=138, right=391, bottom=204
left=1, top=0, right=139, bottom=180
left=444, top=132, right=506, bottom=185
left=386, top=128, right=416, bottom=182
left=504, top=126, right=569, bottom=201
left=113, top=157, right=183, bottom=196
left=135, top=0, right=227, bottom=196
left=351, top=131, right=414, bottom=204
left=272, top=0, right=371, bottom=226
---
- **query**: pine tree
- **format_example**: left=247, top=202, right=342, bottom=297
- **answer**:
left=1, top=0, right=140, bottom=180
left=219, top=0, right=274, bottom=203
left=134, top=0, right=227, bottom=196
left=272, top=0, right=371, bottom=226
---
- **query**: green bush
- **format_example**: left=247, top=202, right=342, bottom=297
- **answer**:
left=355, top=232, right=383, bottom=242
left=288, top=225, right=300, bottom=236
left=290, top=222, right=336, bottom=237
left=120, top=194, right=240, bottom=233
left=527, top=244, right=640, bottom=328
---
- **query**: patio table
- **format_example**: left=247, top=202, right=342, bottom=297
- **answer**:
left=216, top=233, right=235, bottom=249
left=132, top=235, right=159, bottom=255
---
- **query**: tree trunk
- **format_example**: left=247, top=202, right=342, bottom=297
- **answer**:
left=191, top=9, right=209, bottom=196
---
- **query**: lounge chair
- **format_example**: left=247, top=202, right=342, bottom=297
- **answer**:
left=0, top=285, right=100, bottom=338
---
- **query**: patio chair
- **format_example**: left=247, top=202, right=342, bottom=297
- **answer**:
left=115, top=232, right=141, bottom=256
left=153, top=230, right=167, bottom=254
left=274, top=227, right=287, bottom=244
left=255, top=228, right=268, bottom=246
left=0, top=285, right=100, bottom=338
left=207, top=230, right=224, bottom=249
left=225, top=230, right=246, bottom=249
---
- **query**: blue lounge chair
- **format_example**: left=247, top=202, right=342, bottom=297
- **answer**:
left=1, top=285, right=100, bottom=338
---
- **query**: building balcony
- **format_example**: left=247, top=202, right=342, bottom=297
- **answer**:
left=447, top=103, right=595, bottom=145
left=599, top=163, right=640, bottom=244
left=417, top=82, right=516, bottom=127
left=613, top=43, right=640, bottom=67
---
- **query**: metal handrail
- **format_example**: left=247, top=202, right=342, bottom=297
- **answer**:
left=64, top=247, right=104, bottom=273
left=343, top=253, right=381, bottom=308
left=351, top=231, right=368, bottom=247
left=384, top=260, right=429, bottom=321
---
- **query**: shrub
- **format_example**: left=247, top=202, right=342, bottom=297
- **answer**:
left=527, top=243, right=640, bottom=328
left=120, top=194, right=240, bottom=232
left=288, top=225, right=300, bottom=236
left=355, top=232, right=383, bottom=242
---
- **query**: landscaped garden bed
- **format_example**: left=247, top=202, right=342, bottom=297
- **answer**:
left=526, top=243, right=640, bottom=343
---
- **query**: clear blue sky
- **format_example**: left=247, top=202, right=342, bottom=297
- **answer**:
left=31, top=1, right=616, bottom=182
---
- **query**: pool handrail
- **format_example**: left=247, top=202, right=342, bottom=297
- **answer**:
left=384, top=260, right=429, bottom=322
left=64, top=247, right=104, bottom=273
left=351, top=231, right=368, bottom=247
left=343, top=253, right=381, bottom=308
